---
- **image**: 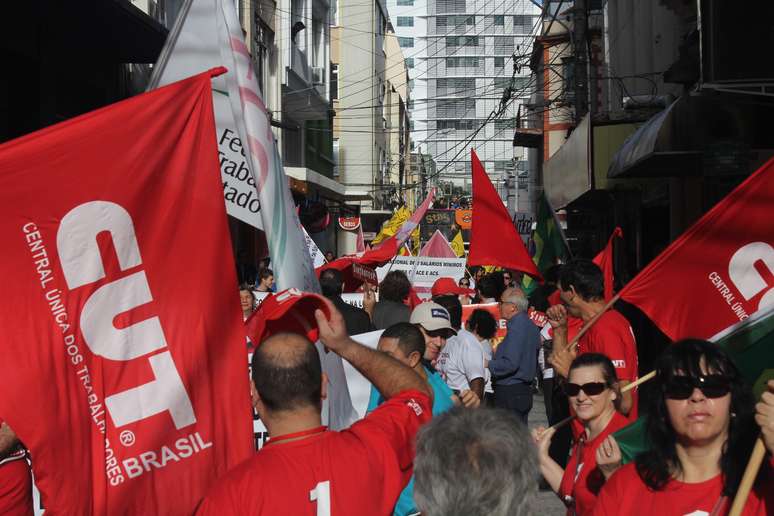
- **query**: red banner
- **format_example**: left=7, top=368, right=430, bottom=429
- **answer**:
left=0, top=70, right=252, bottom=513
left=461, top=303, right=546, bottom=348
left=620, top=158, right=774, bottom=341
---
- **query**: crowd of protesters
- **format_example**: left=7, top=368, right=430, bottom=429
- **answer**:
left=2, top=257, right=773, bottom=515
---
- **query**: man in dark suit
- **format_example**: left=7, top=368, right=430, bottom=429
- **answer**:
left=319, top=268, right=375, bottom=335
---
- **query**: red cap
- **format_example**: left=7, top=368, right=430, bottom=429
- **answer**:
left=245, top=288, right=331, bottom=348
left=431, top=277, right=475, bottom=297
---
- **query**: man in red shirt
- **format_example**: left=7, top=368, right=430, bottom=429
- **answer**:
left=546, top=260, right=638, bottom=419
left=197, top=301, right=433, bottom=515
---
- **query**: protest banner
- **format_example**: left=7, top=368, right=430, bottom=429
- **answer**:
left=376, top=257, right=466, bottom=296
left=0, top=70, right=252, bottom=514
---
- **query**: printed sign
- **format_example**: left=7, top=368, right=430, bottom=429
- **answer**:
left=376, top=256, right=466, bottom=292
left=338, top=216, right=361, bottom=231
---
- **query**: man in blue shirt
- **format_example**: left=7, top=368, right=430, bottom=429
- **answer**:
left=488, top=287, right=540, bottom=424
left=367, top=322, right=456, bottom=516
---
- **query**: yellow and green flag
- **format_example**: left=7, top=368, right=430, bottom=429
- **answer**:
left=371, top=206, right=411, bottom=245
left=451, top=231, right=465, bottom=257
left=521, top=193, right=570, bottom=294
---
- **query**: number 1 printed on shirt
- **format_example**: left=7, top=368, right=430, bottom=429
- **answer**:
left=310, top=481, right=331, bottom=516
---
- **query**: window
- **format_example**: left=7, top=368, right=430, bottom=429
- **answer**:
left=447, top=36, right=478, bottom=47
left=446, top=57, right=479, bottom=68
left=397, top=0, right=413, bottom=5
left=494, top=15, right=504, bottom=26
left=405, top=57, right=414, bottom=69
left=494, top=119, right=517, bottom=130
left=437, top=98, right=475, bottom=118
left=561, top=57, right=576, bottom=100
left=409, top=79, right=415, bottom=90
left=494, top=57, right=505, bottom=68
left=494, top=77, right=511, bottom=90
left=513, top=15, right=533, bottom=33
left=494, top=36, right=514, bottom=54
left=397, top=16, right=414, bottom=27
left=437, top=78, right=475, bottom=96
left=398, top=36, right=414, bottom=48
left=436, top=0, right=466, bottom=13
left=330, top=64, right=339, bottom=100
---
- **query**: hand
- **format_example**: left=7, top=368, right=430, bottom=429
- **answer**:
left=595, top=435, right=622, bottom=480
left=363, top=283, right=376, bottom=316
left=755, top=379, right=774, bottom=454
left=531, top=425, right=555, bottom=458
left=548, top=345, right=576, bottom=379
left=314, top=299, right=352, bottom=354
left=546, top=304, right=568, bottom=331
left=458, top=389, right=481, bottom=408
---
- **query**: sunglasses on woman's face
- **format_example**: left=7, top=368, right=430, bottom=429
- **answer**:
left=563, top=382, right=608, bottom=397
left=663, top=374, right=731, bottom=400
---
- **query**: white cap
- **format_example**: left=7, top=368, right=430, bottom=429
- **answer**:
left=410, top=302, right=456, bottom=335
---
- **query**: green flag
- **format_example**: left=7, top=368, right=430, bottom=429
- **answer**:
left=521, top=193, right=569, bottom=295
left=614, top=305, right=774, bottom=464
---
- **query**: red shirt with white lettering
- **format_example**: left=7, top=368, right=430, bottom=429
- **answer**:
left=579, top=310, right=638, bottom=420
left=558, top=411, right=629, bottom=516
left=0, top=418, right=33, bottom=516
left=196, top=390, right=431, bottom=516
left=592, top=460, right=774, bottom=516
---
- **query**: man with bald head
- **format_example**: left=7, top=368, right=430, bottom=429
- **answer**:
left=197, top=303, right=433, bottom=515
left=487, top=287, right=540, bottom=424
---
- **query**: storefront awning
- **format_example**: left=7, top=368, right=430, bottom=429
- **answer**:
left=543, top=115, right=591, bottom=209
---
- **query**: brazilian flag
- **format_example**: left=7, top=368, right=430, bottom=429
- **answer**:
left=521, top=193, right=569, bottom=295
left=615, top=305, right=774, bottom=463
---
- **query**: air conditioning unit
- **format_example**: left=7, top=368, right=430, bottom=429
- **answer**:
left=312, top=67, right=325, bottom=85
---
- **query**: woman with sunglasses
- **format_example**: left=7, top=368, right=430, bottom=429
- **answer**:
left=532, top=353, right=628, bottom=515
left=458, top=277, right=474, bottom=305
left=593, top=339, right=773, bottom=515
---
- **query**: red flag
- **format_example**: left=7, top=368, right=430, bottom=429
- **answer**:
left=0, top=70, right=253, bottom=513
left=620, top=158, right=774, bottom=341
left=468, top=150, right=541, bottom=279
left=593, top=227, right=623, bottom=301
left=355, top=224, right=366, bottom=253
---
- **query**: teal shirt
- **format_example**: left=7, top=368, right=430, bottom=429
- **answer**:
left=366, top=366, right=455, bottom=516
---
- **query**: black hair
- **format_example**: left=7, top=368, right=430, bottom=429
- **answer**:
left=569, top=353, right=621, bottom=410
left=477, top=273, right=506, bottom=301
left=251, top=333, right=322, bottom=412
left=557, top=259, right=604, bottom=301
left=379, top=270, right=411, bottom=302
left=258, top=268, right=274, bottom=281
left=432, top=294, right=463, bottom=330
left=466, top=309, right=497, bottom=340
left=635, top=339, right=757, bottom=495
left=319, top=268, right=344, bottom=297
left=382, top=322, right=426, bottom=359
left=239, top=283, right=256, bottom=301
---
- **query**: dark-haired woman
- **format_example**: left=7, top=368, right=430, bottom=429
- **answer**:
left=593, top=339, right=773, bottom=515
left=532, top=353, right=629, bottom=515
left=466, top=308, right=498, bottom=405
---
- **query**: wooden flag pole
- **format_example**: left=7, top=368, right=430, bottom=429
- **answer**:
left=567, top=292, right=623, bottom=351
left=728, top=437, right=767, bottom=515
left=542, top=370, right=658, bottom=434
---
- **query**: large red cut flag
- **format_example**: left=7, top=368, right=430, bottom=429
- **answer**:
left=0, top=70, right=253, bottom=514
left=620, top=158, right=774, bottom=341
left=419, top=230, right=457, bottom=258
left=468, top=150, right=541, bottom=279
left=593, top=227, right=622, bottom=301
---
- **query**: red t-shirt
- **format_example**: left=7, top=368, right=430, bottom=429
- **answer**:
left=593, top=461, right=774, bottom=516
left=0, top=418, right=32, bottom=516
left=579, top=310, right=638, bottom=420
left=559, top=411, right=629, bottom=516
left=196, top=390, right=431, bottom=515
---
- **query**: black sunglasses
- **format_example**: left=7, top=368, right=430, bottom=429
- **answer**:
left=664, top=375, right=731, bottom=400
left=563, top=382, right=608, bottom=397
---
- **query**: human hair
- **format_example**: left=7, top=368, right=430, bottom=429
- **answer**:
left=569, top=353, right=621, bottom=411
left=239, top=283, right=256, bottom=302
left=501, top=287, right=529, bottom=312
left=379, top=270, right=411, bottom=302
left=414, top=407, right=537, bottom=516
left=251, top=333, right=322, bottom=412
left=381, top=322, right=425, bottom=359
left=258, top=268, right=274, bottom=282
left=319, top=268, right=343, bottom=297
left=477, top=273, right=506, bottom=301
left=635, top=339, right=757, bottom=495
left=557, top=259, right=604, bottom=301
left=466, top=309, right=497, bottom=340
left=432, top=294, right=462, bottom=330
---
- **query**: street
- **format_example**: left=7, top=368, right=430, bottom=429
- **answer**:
left=528, top=391, right=566, bottom=515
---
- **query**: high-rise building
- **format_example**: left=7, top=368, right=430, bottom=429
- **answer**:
left=388, top=0, right=541, bottom=206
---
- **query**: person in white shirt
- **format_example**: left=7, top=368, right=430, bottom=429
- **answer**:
left=465, top=308, right=499, bottom=406
left=432, top=294, right=485, bottom=401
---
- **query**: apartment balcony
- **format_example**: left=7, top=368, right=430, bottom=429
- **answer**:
left=283, top=43, right=329, bottom=121
left=512, top=105, right=543, bottom=148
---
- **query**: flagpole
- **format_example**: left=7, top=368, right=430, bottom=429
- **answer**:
left=729, top=438, right=766, bottom=515
left=566, top=292, right=622, bottom=351
left=542, top=370, right=657, bottom=434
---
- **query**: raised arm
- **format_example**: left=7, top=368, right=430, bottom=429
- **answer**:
left=315, top=302, right=433, bottom=401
